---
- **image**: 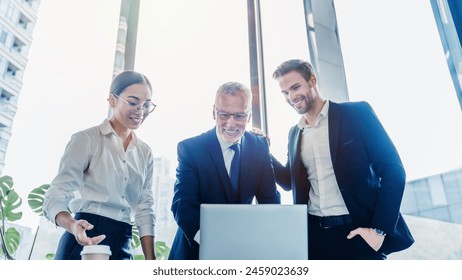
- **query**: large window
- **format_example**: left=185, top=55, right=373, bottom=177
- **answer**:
left=335, top=0, right=462, bottom=181
left=134, top=0, right=312, bottom=204
left=134, top=0, right=251, bottom=170
left=4, top=0, right=462, bottom=259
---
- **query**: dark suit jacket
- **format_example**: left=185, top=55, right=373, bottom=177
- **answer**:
left=272, top=101, right=414, bottom=255
left=169, top=128, right=281, bottom=260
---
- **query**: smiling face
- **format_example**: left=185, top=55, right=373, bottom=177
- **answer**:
left=277, top=70, right=321, bottom=116
left=213, top=90, right=250, bottom=143
left=109, top=83, right=153, bottom=131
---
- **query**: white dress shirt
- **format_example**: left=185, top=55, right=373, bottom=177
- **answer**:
left=298, top=101, right=349, bottom=217
left=43, top=119, right=156, bottom=238
left=216, top=129, right=242, bottom=176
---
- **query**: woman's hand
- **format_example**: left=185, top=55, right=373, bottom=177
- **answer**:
left=70, top=219, right=106, bottom=246
left=55, top=211, right=106, bottom=246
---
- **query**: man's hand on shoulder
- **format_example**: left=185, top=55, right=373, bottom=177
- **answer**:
left=251, top=127, right=271, bottom=146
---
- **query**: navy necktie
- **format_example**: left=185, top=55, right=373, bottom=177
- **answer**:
left=229, top=144, right=241, bottom=192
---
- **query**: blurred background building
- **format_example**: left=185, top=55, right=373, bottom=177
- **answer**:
left=0, top=0, right=40, bottom=173
left=152, top=157, right=177, bottom=247
left=391, top=167, right=462, bottom=259
left=402, top=167, right=462, bottom=224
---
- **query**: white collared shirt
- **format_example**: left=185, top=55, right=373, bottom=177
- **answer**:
left=43, top=119, right=156, bottom=237
left=298, top=101, right=349, bottom=216
left=215, top=129, right=242, bottom=176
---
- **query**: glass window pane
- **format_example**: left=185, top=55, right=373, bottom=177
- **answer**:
left=135, top=0, right=250, bottom=164
left=335, top=0, right=462, bottom=181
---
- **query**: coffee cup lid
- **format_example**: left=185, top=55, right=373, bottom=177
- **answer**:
left=80, top=245, right=112, bottom=256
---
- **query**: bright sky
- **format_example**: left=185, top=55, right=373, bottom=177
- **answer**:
left=3, top=0, right=462, bottom=230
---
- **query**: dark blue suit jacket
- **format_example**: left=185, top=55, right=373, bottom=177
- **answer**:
left=169, top=128, right=281, bottom=260
left=272, top=101, right=414, bottom=255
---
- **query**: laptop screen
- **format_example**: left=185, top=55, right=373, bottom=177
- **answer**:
left=199, top=204, right=308, bottom=260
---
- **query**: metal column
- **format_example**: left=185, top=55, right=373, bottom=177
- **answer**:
left=113, top=0, right=140, bottom=77
left=303, top=0, right=349, bottom=102
left=431, top=0, right=462, bottom=111
left=247, top=0, right=268, bottom=135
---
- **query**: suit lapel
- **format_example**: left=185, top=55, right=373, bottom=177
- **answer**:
left=207, top=128, right=235, bottom=201
left=238, top=133, right=250, bottom=199
left=290, top=125, right=302, bottom=170
left=328, top=101, right=341, bottom=167
left=288, top=125, right=310, bottom=204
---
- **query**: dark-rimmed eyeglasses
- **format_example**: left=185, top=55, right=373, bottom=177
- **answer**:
left=113, top=94, right=156, bottom=114
left=215, top=108, right=248, bottom=121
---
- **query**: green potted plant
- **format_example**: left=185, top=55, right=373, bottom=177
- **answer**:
left=1, top=175, right=170, bottom=260
left=0, top=175, right=22, bottom=260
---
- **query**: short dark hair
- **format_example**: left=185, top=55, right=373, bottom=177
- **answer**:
left=272, top=59, right=316, bottom=82
left=110, top=70, right=152, bottom=96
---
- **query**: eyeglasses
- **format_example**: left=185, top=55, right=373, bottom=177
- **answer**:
left=113, top=94, right=156, bottom=114
left=215, top=108, right=249, bottom=121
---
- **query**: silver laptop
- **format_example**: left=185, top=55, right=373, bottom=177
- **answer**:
left=199, top=204, right=308, bottom=260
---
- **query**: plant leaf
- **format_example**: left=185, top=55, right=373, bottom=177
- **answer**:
left=1, top=188, right=22, bottom=222
left=155, top=240, right=170, bottom=260
left=130, top=224, right=141, bottom=249
left=4, top=227, right=20, bottom=256
left=0, top=175, right=13, bottom=199
left=28, top=184, right=51, bottom=215
left=45, top=253, right=55, bottom=260
left=131, top=241, right=170, bottom=260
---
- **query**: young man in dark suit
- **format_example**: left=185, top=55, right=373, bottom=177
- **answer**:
left=168, top=82, right=281, bottom=260
left=271, top=59, right=414, bottom=259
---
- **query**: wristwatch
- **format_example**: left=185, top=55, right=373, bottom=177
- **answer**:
left=373, top=228, right=386, bottom=236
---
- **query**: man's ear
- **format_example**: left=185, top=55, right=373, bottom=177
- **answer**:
left=309, top=75, right=317, bottom=87
left=212, top=105, right=216, bottom=120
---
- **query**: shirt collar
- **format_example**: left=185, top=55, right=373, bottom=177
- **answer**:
left=215, top=127, right=242, bottom=151
left=99, top=118, right=114, bottom=135
left=297, top=100, right=330, bottom=129
left=99, top=118, right=138, bottom=145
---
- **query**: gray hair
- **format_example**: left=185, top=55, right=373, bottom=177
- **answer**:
left=214, top=81, right=252, bottom=110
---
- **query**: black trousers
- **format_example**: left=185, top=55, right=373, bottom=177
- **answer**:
left=54, top=212, right=133, bottom=260
left=308, top=215, right=387, bottom=260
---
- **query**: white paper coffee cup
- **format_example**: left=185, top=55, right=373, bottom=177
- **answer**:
left=81, top=245, right=112, bottom=260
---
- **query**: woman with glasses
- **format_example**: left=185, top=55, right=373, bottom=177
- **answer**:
left=43, top=70, right=157, bottom=260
